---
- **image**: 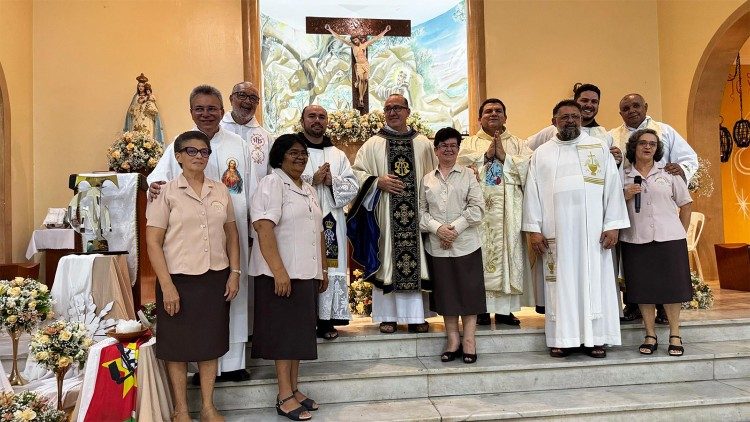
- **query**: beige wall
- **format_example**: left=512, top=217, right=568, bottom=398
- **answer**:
left=0, top=0, right=34, bottom=262
left=483, top=0, right=663, bottom=138
left=31, top=0, right=244, bottom=245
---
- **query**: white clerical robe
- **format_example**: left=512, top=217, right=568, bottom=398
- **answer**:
left=301, top=141, right=359, bottom=321
left=522, top=133, right=630, bottom=348
left=609, top=116, right=698, bottom=182
left=351, top=128, right=437, bottom=323
left=457, top=129, right=534, bottom=314
left=220, top=114, right=273, bottom=337
left=147, top=127, right=249, bottom=372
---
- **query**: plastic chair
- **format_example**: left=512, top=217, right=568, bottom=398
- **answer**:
left=686, top=212, right=705, bottom=280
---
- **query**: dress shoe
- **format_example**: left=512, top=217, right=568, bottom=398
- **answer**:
left=495, top=313, right=521, bottom=326
left=535, top=306, right=545, bottom=314
left=476, top=313, right=492, bottom=326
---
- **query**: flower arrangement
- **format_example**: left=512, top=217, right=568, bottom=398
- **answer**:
left=293, top=109, right=434, bottom=144
left=141, top=302, right=157, bottom=325
left=687, top=157, right=714, bottom=198
left=107, top=130, right=164, bottom=174
left=682, top=271, right=714, bottom=310
left=348, top=269, right=373, bottom=316
left=0, top=391, right=66, bottom=422
left=29, top=320, right=93, bottom=371
left=0, top=277, right=53, bottom=334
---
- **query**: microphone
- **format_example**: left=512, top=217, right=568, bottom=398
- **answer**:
left=634, top=175, right=642, bottom=213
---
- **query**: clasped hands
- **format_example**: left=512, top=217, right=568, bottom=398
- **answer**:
left=485, top=130, right=506, bottom=162
left=312, top=163, right=332, bottom=186
left=437, top=224, right=458, bottom=249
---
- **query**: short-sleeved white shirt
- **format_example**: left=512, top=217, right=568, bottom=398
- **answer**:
left=619, top=165, right=692, bottom=244
left=249, top=168, right=323, bottom=279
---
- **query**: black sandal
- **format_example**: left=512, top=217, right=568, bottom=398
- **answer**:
left=316, top=327, right=339, bottom=340
left=440, top=345, right=463, bottom=362
left=549, top=347, right=570, bottom=358
left=293, top=389, right=319, bottom=411
left=668, top=335, right=684, bottom=357
left=586, top=345, right=607, bottom=358
left=379, top=322, right=397, bottom=334
left=407, top=322, right=429, bottom=333
left=276, top=394, right=311, bottom=421
left=639, top=335, right=658, bottom=355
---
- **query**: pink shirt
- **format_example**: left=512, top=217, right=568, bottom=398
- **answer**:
left=619, top=165, right=692, bottom=244
left=249, top=169, right=323, bottom=280
left=146, top=175, right=236, bottom=275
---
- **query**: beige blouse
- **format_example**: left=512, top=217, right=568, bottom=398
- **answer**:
left=249, top=169, right=324, bottom=280
left=146, top=174, right=236, bottom=275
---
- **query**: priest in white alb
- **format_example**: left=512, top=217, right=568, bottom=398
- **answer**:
left=147, top=85, right=251, bottom=381
left=457, top=98, right=533, bottom=327
left=522, top=100, right=630, bottom=358
left=297, top=105, right=359, bottom=340
left=349, top=94, right=437, bottom=334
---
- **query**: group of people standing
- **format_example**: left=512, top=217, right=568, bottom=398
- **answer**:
left=144, top=80, right=698, bottom=421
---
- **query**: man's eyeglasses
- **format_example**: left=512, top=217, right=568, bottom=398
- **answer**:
left=178, top=147, right=212, bottom=158
left=384, top=105, right=408, bottom=114
left=232, top=92, right=260, bottom=103
left=286, top=149, right=310, bottom=159
left=192, top=106, right=221, bottom=114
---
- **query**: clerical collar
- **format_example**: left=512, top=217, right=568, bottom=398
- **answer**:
left=380, top=125, right=416, bottom=140
left=296, top=132, right=333, bottom=149
left=583, top=119, right=600, bottom=128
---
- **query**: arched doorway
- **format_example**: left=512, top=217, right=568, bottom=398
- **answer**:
left=0, top=63, right=10, bottom=263
left=687, top=1, right=750, bottom=279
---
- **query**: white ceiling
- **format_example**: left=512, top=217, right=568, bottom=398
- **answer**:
left=260, top=0, right=459, bottom=30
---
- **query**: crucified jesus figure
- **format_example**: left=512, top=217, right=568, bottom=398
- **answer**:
left=326, top=24, right=391, bottom=107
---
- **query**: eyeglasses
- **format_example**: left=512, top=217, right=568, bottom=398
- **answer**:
left=637, top=141, right=658, bottom=148
left=232, top=92, right=260, bottom=103
left=178, top=147, right=212, bottom=158
left=437, top=143, right=459, bottom=150
left=557, top=114, right=581, bottom=121
left=192, top=106, right=221, bottom=114
left=384, top=105, right=408, bottom=114
left=286, top=149, right=309, bottom=159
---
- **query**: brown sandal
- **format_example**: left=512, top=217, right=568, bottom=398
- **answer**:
left=379, top=322, right=397, bottom=334
left=586, top=345, right=607, bottom=358
left=549, top=347, right=570, bottom=358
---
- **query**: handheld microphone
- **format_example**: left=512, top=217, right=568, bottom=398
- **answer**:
left=634, top=175, right=642, bottom=213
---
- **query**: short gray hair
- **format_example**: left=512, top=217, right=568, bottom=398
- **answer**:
left=189, top=85, right=224, bottom=108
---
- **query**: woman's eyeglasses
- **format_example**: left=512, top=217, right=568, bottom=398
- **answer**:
left=179, top=147, right=212, bottom=158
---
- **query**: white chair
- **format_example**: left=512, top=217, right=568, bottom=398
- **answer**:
left=686, top=212, right=705, bottom=280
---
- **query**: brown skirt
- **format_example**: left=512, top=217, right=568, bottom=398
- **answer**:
left=251, top=274, right=318, bottom=360
left=621, top=239, right=693, bottom=304
left=155, top=268, right=230, bottom=362
left=427, top=248, right=487, bottom=316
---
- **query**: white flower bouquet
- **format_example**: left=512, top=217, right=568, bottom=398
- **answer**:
left=0, top=277, right=53, bottom=334
left=29, top=320, right=93, bottom=371
left=687, top=157, right=714, bottom=199
left=348, top=269, right=373, bottom=316
left=0, top=391, right=65, bottom=422
left=682, top=271, right=714, bottom=310
left=108, top=130, right=163, bottom=173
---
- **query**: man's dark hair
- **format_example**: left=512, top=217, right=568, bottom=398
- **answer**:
left=269, top=134, right=307, bottom=169
left=552, top=99, right=582, bottom=117
left=173, top=131, right=210, bottom=167
left=189, top=85, right=224, bottom=109
left=573, top=83, right=601, bottom=100
left=625, top=128, right=664, bottom=163
left=478, top=98, right=506, bottom=117
left=433, top=127, right=463, bottom=148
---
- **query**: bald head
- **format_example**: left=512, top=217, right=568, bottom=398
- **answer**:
left=229, top=82, right=260, bottom=123
left=619, top=93, right=648, bottom=128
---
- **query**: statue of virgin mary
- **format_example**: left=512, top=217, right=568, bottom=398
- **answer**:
left=123, top=73, right=164, bottom=144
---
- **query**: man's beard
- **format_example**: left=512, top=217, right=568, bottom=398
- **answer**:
left=559, top=125, right=580, bottom=141
left=305, top=125, right=325, bottom=138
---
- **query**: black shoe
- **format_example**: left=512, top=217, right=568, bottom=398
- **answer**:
left=535, top=306, right=545, bottom=315
left=655, top=305, right=669, bottom=325
left=495, top=313, right=521, bottom=326
left=440, top=345, right=463, bottom=362
left=407, top=322, right=429, bottom=333
left=476, top=313, right=492, bottom=326
left=217, top=369, right=250, bottom=382
left=620, top=304, right=642, bottom=322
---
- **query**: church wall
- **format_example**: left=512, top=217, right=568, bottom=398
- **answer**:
left=31, top=0, right=244, bottom=237
left=0, top=0, right=34, bottom=262
left=656, top=0, right=746, bottom=280
left=482, top=0, right=663, bottom=138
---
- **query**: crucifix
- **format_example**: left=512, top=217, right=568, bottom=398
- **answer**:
left=306, top=17, right=411, bottom=114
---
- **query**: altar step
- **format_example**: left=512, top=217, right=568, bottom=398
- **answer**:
left=245, top=317, right=750, bottom=366
left=188, top=338, right=750, bottom=415
left=213, top=378, right=750, bottom=421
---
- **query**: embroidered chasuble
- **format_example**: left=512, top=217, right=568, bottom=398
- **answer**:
left=522, top=133, right=629, bottom=348
left=457, top=129, right=534, bottom=312
left=146, top=127, right=249, bottom=372
left=298, top=134, right=359, bottom=321
left=351, top=128, right=437, bottom=293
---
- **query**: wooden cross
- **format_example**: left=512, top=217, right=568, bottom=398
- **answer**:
left=307, top=17, right=410, bottom=114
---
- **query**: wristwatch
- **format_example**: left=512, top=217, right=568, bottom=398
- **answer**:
left=230, top=269, right=241, bottom=275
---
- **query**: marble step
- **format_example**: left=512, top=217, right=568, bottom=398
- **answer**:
left=245, top=317, right=750, bottom=366
left=211, top=378, right=750, bottom=421
left=189, top=340, right=750, bottom=412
